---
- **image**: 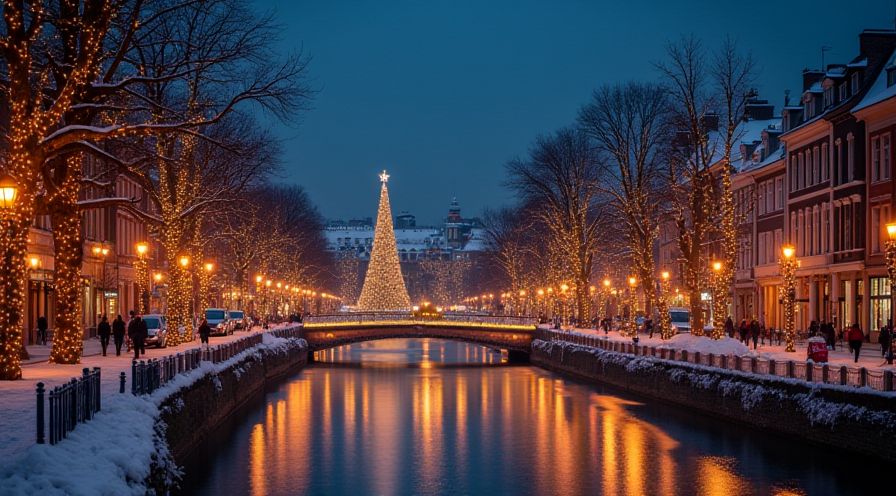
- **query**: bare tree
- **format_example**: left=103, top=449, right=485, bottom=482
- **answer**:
left=482, top=206, right=533, bottom=293
left=579, top=81, right=670, bottom=325
left=656, top=36, right=756, bottom=338
left=506, top=128, right=606, bottom=320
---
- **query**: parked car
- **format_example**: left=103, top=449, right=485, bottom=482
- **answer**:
left=143, top=314, right=168, bottom=348
left=126, top=314, right=168, bottom=349
left=228, top=310, right=248, bottom=331
left=205, top=308, right=232, bottom=336
left=668, top=307, right=714, bottom=334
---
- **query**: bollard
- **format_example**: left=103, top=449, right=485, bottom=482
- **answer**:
left=120, top=372, right=126, bottom=394
left=884, top=370, right=894, bottom=392
left=36, top=382, right=45, bottom=444
left=860, top=368, right=868, bottom=387
left=840, top=366, right=848, bottom=385
left=94, top=367, right=101, bottom=412
left=131, top=360, right=138, bottom=395
left=768, top=359, right=776, bottom=375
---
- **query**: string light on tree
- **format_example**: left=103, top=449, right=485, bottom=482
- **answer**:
left=135, top=242, right=150, bottom=314
left=658, top=271, right=674, bottom=339
left=710, top=260, right=726, bottom=340
left=357, top=170, right=411, bottom=311
left=780, top=245, right=798, bottom=352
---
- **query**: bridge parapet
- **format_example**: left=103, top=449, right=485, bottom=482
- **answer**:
left=303, top=312, right=536, bottom=329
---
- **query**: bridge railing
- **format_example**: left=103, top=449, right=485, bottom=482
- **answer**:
left=303, top=312, right=537, bottom=327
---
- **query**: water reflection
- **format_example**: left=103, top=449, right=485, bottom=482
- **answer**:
left=182, top=339, right=881, bottom=496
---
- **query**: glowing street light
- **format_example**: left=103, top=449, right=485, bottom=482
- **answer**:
left=0, top=174, right=19, bottom=209
left=179, top=255, right=190, bottom=268
left=780, top=244, right=798, bottom=352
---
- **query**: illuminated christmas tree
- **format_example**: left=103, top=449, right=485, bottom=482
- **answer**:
left=357, top=171, right=411, bottom=311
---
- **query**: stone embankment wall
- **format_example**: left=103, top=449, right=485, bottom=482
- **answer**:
left=158, top=339, right=308, bottom=463
left=531, top=339, right=896, bottom=462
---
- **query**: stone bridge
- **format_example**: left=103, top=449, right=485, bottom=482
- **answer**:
left=300, top=313, right=537, bottom=361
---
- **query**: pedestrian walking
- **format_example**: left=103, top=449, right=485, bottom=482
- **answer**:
left=738, top=319, right=749, bottom=345
left=809, top=320, right=819, bottom=337
left=97, top=315, right=111, bottom=356
left=128, top=311, right=146, bottom=359
left=847, top=323, right=864, bottom=363
left=199, top=318, right=211, bottom=347
left=646, top=318, right=655, bottom=339
left=724, top=316, right=734, bottom=339
left=750, top=318, right=760, bottom=350
left=112, top=315, right=125, bottom=356
left=824, top=321, right=836, bottom=351
left=36, top=315, right=48, bottom=345
left=879, top=321, right=892, bottom=358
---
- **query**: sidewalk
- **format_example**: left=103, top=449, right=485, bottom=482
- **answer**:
left=0, top=325, right=278, bottom=460
left=553, top=326, right=896, bottom=373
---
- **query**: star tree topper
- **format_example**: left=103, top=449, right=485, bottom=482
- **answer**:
left=380, top=170, right=390, bottom=183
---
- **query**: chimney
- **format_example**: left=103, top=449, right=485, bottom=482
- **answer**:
left=859, top=29, right=896, bottom=68
left=744, top=98, right=774, bottom=120
left=802, top=69, right=825, bottom=91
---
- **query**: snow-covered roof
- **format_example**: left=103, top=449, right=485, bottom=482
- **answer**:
left=706, top=116, right=782, bottom=171
left=853, top=50, right=896, bottom=113
left=458, top=228, right=487, bottom=252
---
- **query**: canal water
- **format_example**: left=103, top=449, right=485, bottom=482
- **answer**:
left=180, top=339, right=881, bottom=495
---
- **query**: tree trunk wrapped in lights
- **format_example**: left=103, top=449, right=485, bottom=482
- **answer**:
left=710, top=265, right=727, bottom=340
left=0, top=206, right=32, bottom=380
left=48, top=163, right=86, bottom=364
left=657, top=277, right=674, bottom=340
left=780, top=253, right=797, bottom=352
left=135, top=256, right=149, bottom=314
left=357, top=172, right=411, bottom=311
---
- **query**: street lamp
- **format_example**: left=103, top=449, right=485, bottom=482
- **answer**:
left=179, top=255, right=190, bottom=268
left=657, top=270, right=673, bottom=339
left=135, top=242, right=150, bottom=314
left=0, top=174, right=19, bottom=209
left=710, top=260, right=725, bottom=339
left=92, top=244, right=110, bottom=317
left=780, top=244, right=797, bottom=352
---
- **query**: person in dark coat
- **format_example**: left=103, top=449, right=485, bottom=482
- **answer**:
left=809, top=320, right=819, bottom=338
left=880, top=321, right=892, bottom=358
left=824, top=321, right=836, bottom=351
left=847, top=323, right=864, bottom=363
left=138, top=316, right=148, bottom=355
left=724, top=316, right=734, bottom=339
left=738, top=319, right=749, bottom=345
left=97, top=315, right=111, bottom=356
left=112, top=315, right=126, bottom=356
left=36, top=315, right=48, bottom=345
left=128, top=311, right=145, bottom=359
left=198, top=318, right=211, bottom=346
left=749, top=318, right=760, bottom=350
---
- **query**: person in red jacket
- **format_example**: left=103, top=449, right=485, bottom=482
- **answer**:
left=847, top=323, right=864, bottom=363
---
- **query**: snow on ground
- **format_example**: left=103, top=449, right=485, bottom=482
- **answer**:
left=0, top=323, right=296, bottom=461
left=545, top=325, right=896, bottom=372
left=658, top=333, right=751, bottom=356
left=0, top=325, right=304, bottom=495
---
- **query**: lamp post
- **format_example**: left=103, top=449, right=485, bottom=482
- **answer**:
left=199, top=262, right=213, bottom=312
left=518, top=289, right=527, bottom=317
left=135, top=242, right=149, bottom=314
left=710, top=260, right=725, bottom=339
left=658, top=271, right=673, bottom=339
left=780, top=244, right=797, bottom=352
left=92, top=244, right=110, bottom=318
left=627, top=276, right=638, bottom=340
left=560, top=283, right=569, bottom=326
left=885, top=223, right=896, bottom=362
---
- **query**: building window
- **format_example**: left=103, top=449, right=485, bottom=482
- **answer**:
left=847, top=133, right=855, bottom=182
left=873, top=136, right=881, bottom=182
left=884, top=133, right=892, bottom=181
left=870, top=277, right=891, bottom=332
left=775, top=176, right=784, bottom=210
left=839, top=83, right=848, bottom=101
left=824, top=87, right=833, bottom=107
left=821, top=142, right=829, bottom=181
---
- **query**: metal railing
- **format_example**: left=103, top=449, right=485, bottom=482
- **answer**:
left=535, top=329, right=896, bottom=392
left=132, top=348, right=203, bottom=395
left=303, top=312, right=537, bottom=327
left=36, top=367, right=101, bottom=444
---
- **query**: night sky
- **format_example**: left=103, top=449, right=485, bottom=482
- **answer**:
left=256, top=0, right=895, bottom=225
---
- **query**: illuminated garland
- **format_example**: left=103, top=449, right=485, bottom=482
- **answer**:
left=49, top=161, right=85, bottom=364
left=657, top=275, right=674, bottom=340
left=356, top=171, right=411, bottom=311
left=779, top=254, right=797, bottom=352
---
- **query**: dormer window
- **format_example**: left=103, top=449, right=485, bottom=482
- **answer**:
left=824, top=87, right=833, bottom=107
left=852, top=72, right=861, bottom=93
left=839, top=82, right=848, bottom=101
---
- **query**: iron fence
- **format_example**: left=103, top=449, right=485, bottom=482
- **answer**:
left=37, top=367, right=101, bottom=445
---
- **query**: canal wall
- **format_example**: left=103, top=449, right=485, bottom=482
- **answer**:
left=531, top=338, right=896, bottom=462
left=153, top=336, right=308, bottom=486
